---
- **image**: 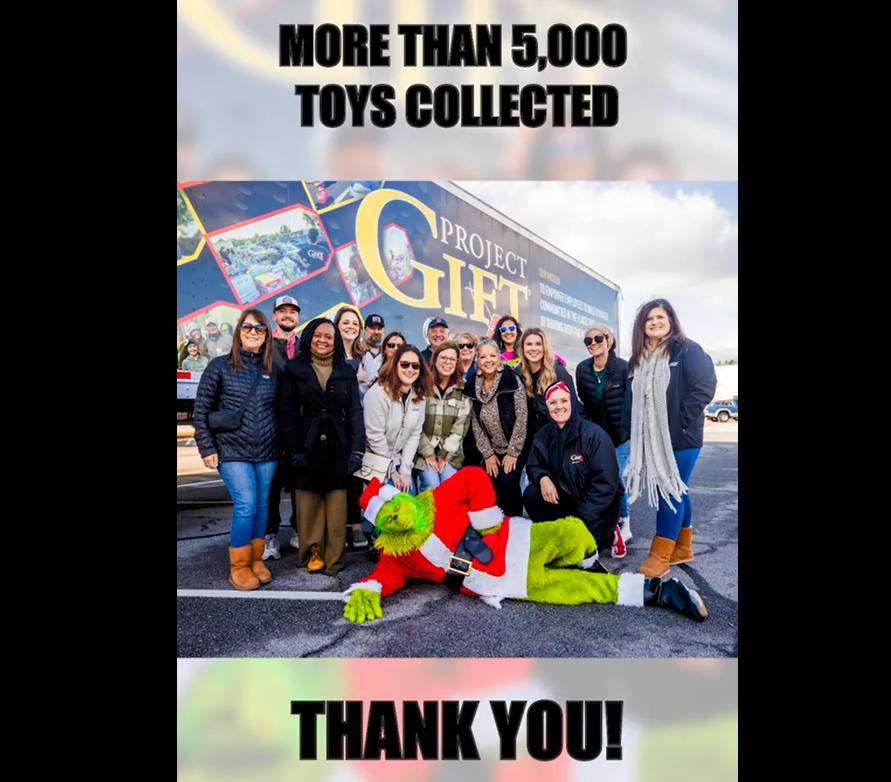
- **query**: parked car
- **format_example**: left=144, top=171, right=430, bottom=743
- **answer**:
left=706, top=397, right=738, bottom=422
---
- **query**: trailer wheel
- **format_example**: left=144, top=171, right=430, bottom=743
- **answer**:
left=718, top=410, right=730, bottom=422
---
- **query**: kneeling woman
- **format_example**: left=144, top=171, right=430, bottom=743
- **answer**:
left=193, top=309, right=280, bottom=590
left=280, top=318, right=364, bottom=575
left=524, top=382, right=625, bottom=558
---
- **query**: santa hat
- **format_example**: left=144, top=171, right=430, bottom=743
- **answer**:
left=359, top=478, right=400, bottom=525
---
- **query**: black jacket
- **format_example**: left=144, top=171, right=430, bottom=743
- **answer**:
left=526, top=413, right=623, bottom=552
left=576, top=356, right=630, bottom=447
left=526, top=361, right=583, bottom=444
left=272, top=335, right=300, bottom=369
left=193, top=351, right=280, bottom=462
left=279, top=355, right=364, bottom=492
left=635, top=339, right=717, bottom=451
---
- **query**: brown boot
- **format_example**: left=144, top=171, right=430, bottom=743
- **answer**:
left=228, top=545, right=260, bottom=591
left=670, top=527, right=695, bottom=565
left=250, top=539, right=272, bottom=584
left=637, top=536, right=675, bottom=578
left=307, top=544, right=325, bottom=573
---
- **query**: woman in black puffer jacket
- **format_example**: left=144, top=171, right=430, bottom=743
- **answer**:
left=576, top=324, right=632, bottom=545
left=193, top=309, right=281, bottom=591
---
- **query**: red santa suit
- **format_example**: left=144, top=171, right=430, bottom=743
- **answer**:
left=345, top=466, right=532, bottom=607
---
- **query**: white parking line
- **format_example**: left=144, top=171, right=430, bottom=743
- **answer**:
left=177, top=480, right=225, bottom=488
left=177, top=589, right=344, bottom=600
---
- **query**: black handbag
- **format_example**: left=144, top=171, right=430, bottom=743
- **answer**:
left=208, top=369, right=262, bottom=433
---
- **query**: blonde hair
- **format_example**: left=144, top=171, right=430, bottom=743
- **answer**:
left=519, top=328, right=557, bottom=397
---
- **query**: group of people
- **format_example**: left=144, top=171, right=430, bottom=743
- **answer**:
left=192, top=296, right=717, bottom=601
left=179, top=321, right=235, bottom=370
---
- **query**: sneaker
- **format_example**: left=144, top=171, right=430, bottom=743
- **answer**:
left=289, top=532, right=299, bottom=550
left=352, top=526, right=368, bottom=548
left=618, top=516, right=632, bottom=544
left=308, top=544, right=324, bottom=572
left=609, top=525, right=627, bottom=559
left=262, top=534, right=281, bottom=561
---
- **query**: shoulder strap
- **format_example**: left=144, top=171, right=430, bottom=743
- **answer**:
left=233, top=366, right=263, bottom=425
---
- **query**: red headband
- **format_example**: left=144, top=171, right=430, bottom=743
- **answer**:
left=545, top=381, right=571, bottom=402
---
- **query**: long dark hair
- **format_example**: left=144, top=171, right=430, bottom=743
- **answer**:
left=376, top=344, right=432, bottom=403
left=430, top=341, right=463, bottom=388
left=228, top=309, right=274, bottom=376
left=296, top=318, right=346, bottom=367
left=493, top=315, right=522, bottom=352
left=628, top=298, right=687, bottom=375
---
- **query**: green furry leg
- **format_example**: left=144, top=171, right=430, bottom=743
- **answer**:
left=523, top=517, right=620, bottom=605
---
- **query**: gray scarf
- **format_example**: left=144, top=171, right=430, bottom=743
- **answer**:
left=623, top=348, right=687, bottom=510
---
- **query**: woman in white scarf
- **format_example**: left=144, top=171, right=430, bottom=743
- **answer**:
left=624, top=300, right=717, bottom=578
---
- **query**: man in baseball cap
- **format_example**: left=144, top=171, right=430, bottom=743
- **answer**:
left=271, top=296, right=301, bottom=367
left=421, top=317, right=449, bottom=364
left=264, top=294, right=302, bottom=562
left=359, top=314, right=386, bottom=395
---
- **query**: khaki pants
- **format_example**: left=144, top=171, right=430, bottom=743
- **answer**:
left=295, top=489, right=348, bottom=575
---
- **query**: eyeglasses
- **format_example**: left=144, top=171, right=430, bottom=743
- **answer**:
left=240, top=323, right=267, bottom=333
left=399, top=361, right=421, bottom=370
left=499, top=325, right=517, bottom=333
left=437, top=356, right=457, bottom=364
left=457, top=343, right=475, bottom=350
left=583, top=335, right=606, bottom=346
left=386, top=342, right=403, bottom=349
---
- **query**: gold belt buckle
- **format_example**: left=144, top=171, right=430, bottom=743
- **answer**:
left=447, top=555, right=472, bottom=576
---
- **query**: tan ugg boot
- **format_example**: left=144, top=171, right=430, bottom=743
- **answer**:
left=228, top=545, right=260, bottom=591
left=670, top=527, right=695, bottom=565
left=250, top=539, right=272, bottom=584
left=637, top=536, right=675, bottom=578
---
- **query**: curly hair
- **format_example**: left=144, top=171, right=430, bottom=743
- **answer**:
left=375, top=344, right=432, bottom=403
left=296, top=318, right=346, bottom=366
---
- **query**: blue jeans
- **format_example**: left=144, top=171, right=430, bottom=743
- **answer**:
left=416, top=459, right=458, bottom=492
left=218, top=461, right=278, bottom=547
left=615, top=441, right=631, bottom=518
left=656, top=448, right=701, bottom=541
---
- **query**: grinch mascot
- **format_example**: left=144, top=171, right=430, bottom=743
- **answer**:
left=342, top=466, right=707, bottom=623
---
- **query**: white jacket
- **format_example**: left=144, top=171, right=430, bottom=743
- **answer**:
left=363, top=383, right=426, bottom=476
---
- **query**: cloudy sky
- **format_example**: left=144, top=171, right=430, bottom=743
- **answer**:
left=455, top=181, right=738, bottom=362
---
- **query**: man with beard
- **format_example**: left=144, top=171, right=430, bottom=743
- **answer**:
left=271, top=295, right=301, bottom=368
left=202, top=321, right=233, bottom=360
left=263, top=295, right=301, bottom=561
left=358, top=313, right=385, bottom=396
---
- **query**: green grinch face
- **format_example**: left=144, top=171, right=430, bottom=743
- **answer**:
left=376, top=494, right=422, bottom=534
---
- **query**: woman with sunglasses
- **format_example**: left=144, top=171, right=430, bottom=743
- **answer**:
left=463, top=338, right=528, bottom=516
left=363, top=344, right=432, bottom=497
left=624, top=299, right=717, bottom=578
left=279, top=318, right=364, bottom=575
left=576, top=324, right=632, bottom=544
left=378, top=332, right=406, bottom=374
left=455, top=332, right=478, bottom=383
left=193, top=309, right=281, bottom=590
left=414, top=341, right=472, bottom=492
left=493, top=315, right=522, bottom=367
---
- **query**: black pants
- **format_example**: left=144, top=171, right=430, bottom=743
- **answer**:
left=265, top=461, right=297, bottom=535
left=488, top=454, right=525, bottom=517
left=523, top=482, right=579, bottom=524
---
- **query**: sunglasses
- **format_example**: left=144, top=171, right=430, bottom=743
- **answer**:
left=457, top=342, right=475, bottom=350
left=399, top=361, right=421, bottom=370
left=386, top=342, right=403, bottom=349
left=240, top=323, right=267, bottom=333
left=583, top=335, right=606, bottom=346
left=499, top=325, right=517, bottom=333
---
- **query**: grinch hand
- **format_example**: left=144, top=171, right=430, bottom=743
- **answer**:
left=342, top=467, right=707, bottom=623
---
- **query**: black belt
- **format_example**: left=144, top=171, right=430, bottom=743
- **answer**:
left=442, top=528, right=493, bottom=592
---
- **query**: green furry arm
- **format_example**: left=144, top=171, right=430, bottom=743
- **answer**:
left=476, top=522, right=503, bottom=536
left=343, top=589, right=383, bottom=624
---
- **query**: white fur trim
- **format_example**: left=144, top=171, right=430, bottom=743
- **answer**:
left=576, top=552, right=600, bottom=570
left=616, top=573, right=645, bottom=607
left=465, top=517, right=531, bottom=600
left=468, top=505, right=505, bottom=531
left=479, top=596, right=504, bottom=609
left=363, top=485, right=399, bottom=524
left=342, top=580, right=383, bottom=602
